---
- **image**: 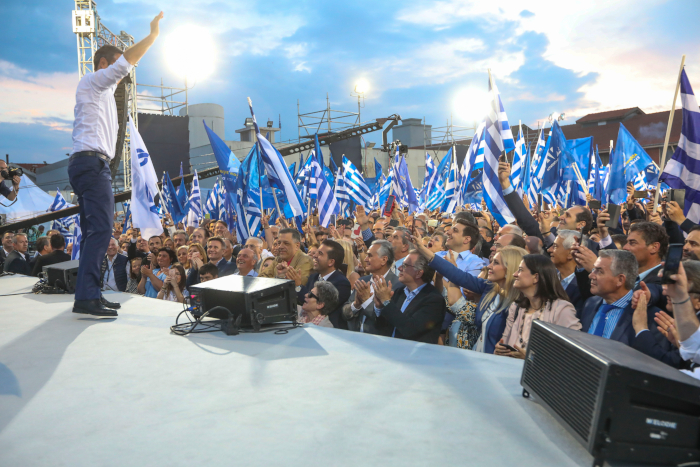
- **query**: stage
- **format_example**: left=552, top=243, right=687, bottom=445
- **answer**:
left=0, top=275, right=595, bottom=466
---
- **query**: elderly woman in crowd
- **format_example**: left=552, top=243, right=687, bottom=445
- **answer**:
left=157, top=264, right=188, bottom=303
left=494, top=254, right=581, bottom=358
left=126, top=257, right=142, bottom=294
left=297, top=281, right=339, bottom=328
left=414, top=238, right=528, bottom=354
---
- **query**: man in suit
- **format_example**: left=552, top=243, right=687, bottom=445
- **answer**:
left=548, top=230, right=586, bottom=317
left=101, top=237, right=129, bottom=292
left=580, top=250, right=648, bottom=346
left=186, top=236, right=235, bottom=287
left=31, top=233, right=72, bottom=276
left=30, top=236, right=52, bottom=272
left=3, top=233, right=31, bottom=275
left=287, top=239, right=351, bottom=329
left=260, top=228, right=313, bottom=285
left=343, top=239, right=400, bottom=335
left=373, top=250, right=447, bottom=344
left=0, top=231, right=14, bottom=269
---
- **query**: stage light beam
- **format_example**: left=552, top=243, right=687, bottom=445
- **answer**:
left=164, top=26, right=216, bottom=82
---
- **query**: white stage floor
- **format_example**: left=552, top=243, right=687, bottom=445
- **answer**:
left=0, top=275, right=594, bottom=466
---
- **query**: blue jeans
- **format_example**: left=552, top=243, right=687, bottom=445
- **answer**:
left=68, top=156, right=113, bottom=301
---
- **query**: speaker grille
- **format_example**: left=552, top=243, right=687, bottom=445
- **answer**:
left=523, top=327, right=604, bottom=442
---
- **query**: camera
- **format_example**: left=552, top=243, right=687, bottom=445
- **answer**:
left=0, top=166, right=23, bottom=180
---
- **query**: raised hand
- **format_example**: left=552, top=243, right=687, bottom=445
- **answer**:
left=597, top=208, right=610, bottom=238
left=630, top=281, right=651, bottom=309
left=632, top=289, right=649, bottom=333
left=498, top=161, right=512, bottom=190
left=446, top=250, right=458, bottom=268
left=354, top=279, right=372, bottom=306
left=150, top=11, right=164, bottom=37
left=654, top=311, right=680, bottom=348
left=410, top=234, right=434, bottom=261
left=571, top=244, right=597, bottom=272
left=373, top=275, right=393, bottom=305
left=286, top=266, right=303, bottom=287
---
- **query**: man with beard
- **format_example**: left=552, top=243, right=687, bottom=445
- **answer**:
left=684, top=226, right=700, bottom=260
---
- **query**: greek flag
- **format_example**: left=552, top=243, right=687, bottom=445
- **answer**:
left=420, top=153, right=436, bottom=205
left=128, top=116, right=163, bottom=239
left=121, top=203, right=132, bottom=234
left=511, top=126, right=526, bottom=196
left=394, top=153, right=420, bottom=213
left=48, top=188, right=76, bottom=236
left=186, top=170, right=202, bottom=228
left=482, top=75, right=515, bottom=226
left=216, top=182, right=229, bottom=226
left=334, top=167, right=351, bottom=217
left=527, top=126, right=548, bottom=208
left=310, top=158, right=339, bottom=227
left=661, top=70, right=700, bottom=219
left=444, top=150, right=461, bottom=213
left=204, top=183, right=219, bottom=220
left=71, top=217, right=82, bottom=260
left=378, top=169, right=393, bottom=210
left=342, top=156, right=372, bottom=207
left=248, top=98, right=305, bottom=217
left=491, top=79, right=516, bottom=154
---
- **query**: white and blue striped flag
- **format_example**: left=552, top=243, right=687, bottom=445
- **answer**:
left=248, top=98, right=306, bottom=217
left=310, top=159, right=339, bottom=227
left=420, top=153, right=437, bottom=205
left=204, top=183, right=219, bottom=220
left=342, top=156, right=372, bottom=207
left=216, top=182, right=229, bottom=226
left=482, top=74, right=516, bottom=226
left=511, top=126, right=526, bottom=196
left=71, top=217, right=82, bottom=260
left=334, top=167, right=351, bottom=217
left=527, top=126, right=548, bottom=209
left=48, top=188, right=77, bottom=236
left=186, top=169, right=202, bottom=228
left=444, top=149, right=461, bottom=213
left=660, top=69, right=700, bottom=220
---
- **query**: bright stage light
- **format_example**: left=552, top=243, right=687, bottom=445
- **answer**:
left=453, top=87, right=491, bottom=124
left=164, top=26, right=216, bottom=82
left=355, top=79, right=369, bottom=94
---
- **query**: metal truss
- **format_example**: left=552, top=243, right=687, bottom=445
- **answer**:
left=73, top=0, right=137, bottom=190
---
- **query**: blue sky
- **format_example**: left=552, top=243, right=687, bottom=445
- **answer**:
left=2, top=0, right=700, bottom=163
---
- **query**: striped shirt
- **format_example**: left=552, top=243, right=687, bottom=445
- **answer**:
left=588, top=290, right=633, bottom=339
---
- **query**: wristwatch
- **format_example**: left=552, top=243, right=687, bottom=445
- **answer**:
left=295, top=285, right=301, bottom=292
left=382, top=299, right=391, bottom=308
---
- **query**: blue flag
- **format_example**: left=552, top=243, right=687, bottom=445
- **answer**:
left=203, top=121, right=241, bottom=199
left=163, top=172, right=187, bottom=224
left=616, top=122, right=659, bottom=186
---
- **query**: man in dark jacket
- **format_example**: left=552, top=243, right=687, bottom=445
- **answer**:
left=31, top=233, right=72, bottom=276
left=101, top=238, right=129, bottom=292
left=3, top=233, right=31, bottom=275
left=373, top=250, right=447, bottom=344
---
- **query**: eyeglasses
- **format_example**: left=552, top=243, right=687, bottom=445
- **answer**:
left=399, top=263, right=417, bottom=271
left=308, top=291, right=319, bottom=301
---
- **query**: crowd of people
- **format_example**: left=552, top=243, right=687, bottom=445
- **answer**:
left=3, top=159, right=700, bottom=379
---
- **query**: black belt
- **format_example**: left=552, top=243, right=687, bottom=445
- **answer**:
left=70, top=151, right=111, bottom=164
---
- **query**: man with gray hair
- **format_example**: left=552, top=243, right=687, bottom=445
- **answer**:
left=389, top=227, right=413, bottom=275
left=3, top=233, right=31, bottom=275
left=548, top=229, right=584, bottom=316
left=343, top=239, right=401, bottom=334
left=580, top=250, right=643, bottom=345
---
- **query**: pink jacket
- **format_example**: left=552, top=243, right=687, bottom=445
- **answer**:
left=502, top=299, right=581, bottom=350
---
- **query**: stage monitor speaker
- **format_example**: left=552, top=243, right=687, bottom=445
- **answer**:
left=43, top=260, right=79, bottom=293
left=521, top=321, right=700, bottom=467
left=189, top=275, right=297, bottom=331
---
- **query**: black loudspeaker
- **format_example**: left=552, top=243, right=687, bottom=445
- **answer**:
left=43, top=260, right=79, bottom=293
left=189, top=275, right=297, bottom=331
left=522, top=321, right=700, bottom=467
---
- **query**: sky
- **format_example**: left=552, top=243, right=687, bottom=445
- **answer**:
left=1, top=0, right=700, bottom=164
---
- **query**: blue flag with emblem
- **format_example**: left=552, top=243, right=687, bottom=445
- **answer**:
left=128, top=116, right=163, bottom=239
left=615, top=122, right=659, bottom=186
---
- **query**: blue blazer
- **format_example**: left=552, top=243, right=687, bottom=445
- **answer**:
left=564, top=276, right=585, bottom=320
left=112, top=254, right=128, bottom=292
left=430, top=255, right=508, bottom=354
left=580, top=295, right=661, bottom=346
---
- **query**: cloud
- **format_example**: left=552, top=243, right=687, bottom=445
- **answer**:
left=293, top=62, right=311, bottom=73
left=394, top=0, right=700, bottom=123
left=0, top=60, right=75, bottom=132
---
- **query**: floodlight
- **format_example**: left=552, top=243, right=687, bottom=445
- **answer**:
left=164, top=25, right=216, bottom=82
left=355, top=79, right=369, bottom=94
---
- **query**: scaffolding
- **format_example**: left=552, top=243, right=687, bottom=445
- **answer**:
left=297, top=94, right=363, bottom=141
left=136, top=79, right=189, bottom=116
left=72, top=0, right=136, bottom=190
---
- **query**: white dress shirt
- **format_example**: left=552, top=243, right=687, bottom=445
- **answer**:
left=71, top=55, right=133, bottom=159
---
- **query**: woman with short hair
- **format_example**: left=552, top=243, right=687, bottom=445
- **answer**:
left=126, top=257, right=142, bottom=294
left=298, top=281, right=339, bottom=328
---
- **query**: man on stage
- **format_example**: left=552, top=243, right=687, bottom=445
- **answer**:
left=69, top=12, right=164, bottom=317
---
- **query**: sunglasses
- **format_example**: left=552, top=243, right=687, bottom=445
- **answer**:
left=307, top=291, right=319, bottom=301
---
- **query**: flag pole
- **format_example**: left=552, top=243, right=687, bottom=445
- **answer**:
left=654, top=54, right=686, bottom=211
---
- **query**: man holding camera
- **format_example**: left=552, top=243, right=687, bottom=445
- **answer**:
left=0, top=160, right=21, bottom=202
left=68, top=12, right=163, bottom=317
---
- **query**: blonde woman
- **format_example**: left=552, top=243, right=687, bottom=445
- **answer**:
left=338, top=238, right=361, bottom=288
left=414, top=239, right=527, bottom=354
left=177, top=245, right=189, bottom=268
left=186, top=243, right=208, bottom=274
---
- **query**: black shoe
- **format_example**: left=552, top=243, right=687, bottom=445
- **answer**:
left=100, top=295, right=121, bottom=309
left=72, top=299, right=118, bottom=317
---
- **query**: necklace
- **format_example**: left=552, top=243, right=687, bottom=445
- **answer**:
left=517, top=302, right=546, bottom=347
